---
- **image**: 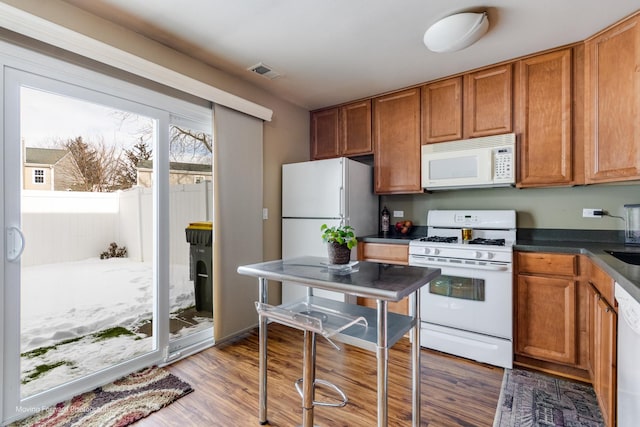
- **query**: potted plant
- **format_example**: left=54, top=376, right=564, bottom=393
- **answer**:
left=321, top=223, right=357, bottom=264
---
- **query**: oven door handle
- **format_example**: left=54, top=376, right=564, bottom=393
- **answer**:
left=464, top=263, right=510, bottom=272
left=409, top=257, right=510, bottom=272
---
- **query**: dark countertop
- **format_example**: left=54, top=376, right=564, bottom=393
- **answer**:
left=359, top=230, right=640, bottom=304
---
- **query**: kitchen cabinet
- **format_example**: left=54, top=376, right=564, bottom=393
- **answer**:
left=310, top=100, right=373, bottom=160
left=584, top=12, right=640, bottom=183
left=515, top=252, right=618, bottom=424
left=340, top=100, right=373, bottom=156
left=586, top=261, right=617, bottom=427
left=357, top=242, right=409, bottom=314
left=373, top=88, right=422, bottom=194
left=310, top=107, right=340, bottom=159
left=516, top=48, right=578, bottom=187
left=464, top=63, right=514, bottom=138
left=515, top=252, right=578, bottom=365
left=421, top=76, right=463, bottom=144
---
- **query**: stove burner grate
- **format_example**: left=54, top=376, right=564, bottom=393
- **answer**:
left=468, top=238, right=506, bottom=246
left=419, top=236, right=459, bottom=243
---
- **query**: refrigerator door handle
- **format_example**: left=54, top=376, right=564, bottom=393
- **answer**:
left=339, top=186, right=345, bottom=223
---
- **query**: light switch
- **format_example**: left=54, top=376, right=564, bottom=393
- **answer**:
left=393, top=210, right=404, bottom=218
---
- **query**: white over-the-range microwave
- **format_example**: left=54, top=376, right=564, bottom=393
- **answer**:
left=421, top=133, right=515, bottom=190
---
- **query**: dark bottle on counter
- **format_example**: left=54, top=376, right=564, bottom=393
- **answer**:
left=381, top=206, right=390, bottom=233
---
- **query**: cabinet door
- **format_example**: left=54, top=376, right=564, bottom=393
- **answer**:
left=340, top=100, right=373, bottom=156
left=373, top=88, right=422, bottom=194
left=516, top=275, right=577, bottom=364
left=517, top=49, right=574, bottom=187
left=310, top=107, right=340, bottom=159
left=421, top=77, right=463, bottom=143
left=592, top=290, right=617, bottom=427
left=464, top=63, right=514, bottom=138
left=585, top=14, right=640, bottom=183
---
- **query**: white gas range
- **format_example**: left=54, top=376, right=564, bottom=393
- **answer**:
left=409, top=210, right=516, bottom=369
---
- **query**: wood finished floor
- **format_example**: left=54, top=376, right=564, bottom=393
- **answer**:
left=137, top=323, right=504, bottom=426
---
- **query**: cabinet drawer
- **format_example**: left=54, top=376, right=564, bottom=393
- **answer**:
left=517, top=252, right=577, bottom=276
left=358, top=242, right=409, bottom=265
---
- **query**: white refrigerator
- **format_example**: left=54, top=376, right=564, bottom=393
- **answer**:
left=282, top=157, right=378, bottom=303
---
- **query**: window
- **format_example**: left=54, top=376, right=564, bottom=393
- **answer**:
left=32, top=168, right=45, bottom=184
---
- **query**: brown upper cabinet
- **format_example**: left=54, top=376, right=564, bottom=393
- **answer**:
left=516, top=48, right=577, bottom=187
left=310, top=107, right=340, bottom=159
left=585, top=12, right=640, bottom=183
left=421, top=76, right=463, bottom=143
left=310, top=10, right=640, bottom=190
left=310, top=100, right=373, bottom=160
left=463, top=63, right=514, bottom=138
left=373, top=88, right=422, bottom=194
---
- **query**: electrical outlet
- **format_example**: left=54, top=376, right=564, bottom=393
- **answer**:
left=393, top=210, right=404, bottom=218
left=262, top=208, right=268, bottom=220
left=582, top=208, right=603, bottom=218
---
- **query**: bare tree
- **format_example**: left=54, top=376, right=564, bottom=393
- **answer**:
left=114, top=111, right=212, bottom=163
left=62, top=136, right=130, bottom=192
left=170, top=125, right=212, bottom=164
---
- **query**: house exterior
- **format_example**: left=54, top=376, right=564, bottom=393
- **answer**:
left=23, top=147, right=82, bottom=191
left=136, top=160, right=212, bottom=187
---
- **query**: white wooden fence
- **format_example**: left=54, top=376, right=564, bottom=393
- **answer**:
left=20, top=182, right=211, bottom=267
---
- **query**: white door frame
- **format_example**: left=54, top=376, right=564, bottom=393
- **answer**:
left=0, top=38, right=211, bottom=424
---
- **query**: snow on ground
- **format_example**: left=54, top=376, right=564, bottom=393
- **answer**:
left=19, top=257, right=212, bottom=397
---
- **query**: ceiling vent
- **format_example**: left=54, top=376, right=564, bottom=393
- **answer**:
left=247, top=62, right=281, bottom=80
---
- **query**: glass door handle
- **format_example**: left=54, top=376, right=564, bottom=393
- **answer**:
left=6, top=226, right=25, bottom=262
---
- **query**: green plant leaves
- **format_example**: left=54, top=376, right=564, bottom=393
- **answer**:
left=320, top=224, right=357, bottom=250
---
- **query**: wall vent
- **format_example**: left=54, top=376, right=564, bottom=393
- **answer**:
left=247, top=62, right=281, bottom=80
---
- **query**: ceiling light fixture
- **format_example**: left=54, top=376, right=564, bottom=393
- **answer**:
left=423, top=12, right=489, bottom=53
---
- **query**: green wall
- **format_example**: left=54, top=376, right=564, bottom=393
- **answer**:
left=381, top=183, right=639, bottom=230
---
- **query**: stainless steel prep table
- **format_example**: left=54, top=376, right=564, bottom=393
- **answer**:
left=237, top=256, right=441, bottom=427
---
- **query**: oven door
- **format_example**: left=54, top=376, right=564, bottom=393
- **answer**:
left=420, top=263, right=512, bottom=339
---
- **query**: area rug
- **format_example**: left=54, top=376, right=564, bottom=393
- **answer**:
left=10, top=366, right=192, bottom=427
left=493, top=368, right=604, bottom=427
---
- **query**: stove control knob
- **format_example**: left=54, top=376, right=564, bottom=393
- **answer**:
left=433, top=248, right=440, bottom=255
left=474, top=251, right=483, bottom=259
left=486, top=252, right=494, bottom=260
left=423, top=248, right=431, bottom=255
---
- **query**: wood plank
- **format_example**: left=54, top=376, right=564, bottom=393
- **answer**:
left=137, top=323, right=503, bottom=426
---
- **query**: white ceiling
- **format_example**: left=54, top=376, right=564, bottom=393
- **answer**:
left=64, top=0, right=638, bottom=111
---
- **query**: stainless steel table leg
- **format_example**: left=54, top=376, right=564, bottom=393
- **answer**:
left=258, top=277, right=268, bottom=425
left=411, top=289, right=421, bottom=427
left=301, top=330, right=317, bottom=427
left=376, top=299, right=388, bottom=427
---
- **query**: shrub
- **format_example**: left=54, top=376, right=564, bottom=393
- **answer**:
left=100, top=242, right=127, bottom=259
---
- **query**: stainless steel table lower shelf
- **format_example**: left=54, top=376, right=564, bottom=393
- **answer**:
left=297, top=296, right=417, bottom=352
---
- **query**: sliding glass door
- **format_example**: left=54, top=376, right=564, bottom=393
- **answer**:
left=2, top=41, right=213, bottom=424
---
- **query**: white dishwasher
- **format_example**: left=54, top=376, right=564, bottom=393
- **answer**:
left=615, top=283, right=640, bottom=427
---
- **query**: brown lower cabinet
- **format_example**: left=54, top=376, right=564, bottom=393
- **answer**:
left=587, top=262, right=617, bottom=427
left=514, top=251, right=617, bottom=426
left=356, top=242, right=409, bottom=314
